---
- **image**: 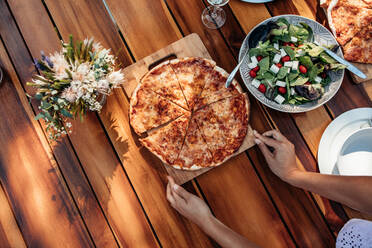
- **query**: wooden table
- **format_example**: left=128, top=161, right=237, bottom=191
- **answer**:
left=0, top=0, right=370, bottom=247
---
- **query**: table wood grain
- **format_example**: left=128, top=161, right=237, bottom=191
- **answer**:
left=0, top=0, right=371, bottom=247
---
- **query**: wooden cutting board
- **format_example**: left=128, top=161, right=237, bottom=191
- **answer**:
left=351, top=63, right=372, bottom=84
left=350, top=63, right=372, bottom=101
left=122, top=33, right=256, bottom=185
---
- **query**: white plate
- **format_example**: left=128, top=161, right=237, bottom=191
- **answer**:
left=318, top=107, right=372, bottom=175
left=239, top=15, right=344, bottom=113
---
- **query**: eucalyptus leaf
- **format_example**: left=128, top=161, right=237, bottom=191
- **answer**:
left=34, top=113, right=44, bottom=121
left=61, top=108, right=73, bottom=118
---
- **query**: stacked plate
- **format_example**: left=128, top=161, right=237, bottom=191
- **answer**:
left=318, top=108, right=372, bottom=176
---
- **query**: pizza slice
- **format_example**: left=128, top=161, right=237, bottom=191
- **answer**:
left=327, top=0, right=372, bottom=45
left=170, top=57, right=216, bottom=110
left=343, top=23, right=372, bottom=63
left=130, top=86, right=188, bottom=135
left=141, top=61, right=188, bottom=109
left=140, top=114, right=190, bottom=165
left=194, top=94, right=249, bottom=164
left=173, top=117, right=213, bottom=170
left=194, top=66, right=242, bottom=110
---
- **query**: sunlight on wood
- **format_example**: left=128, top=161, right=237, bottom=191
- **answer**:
left=0, top=184, right=26, bottom=248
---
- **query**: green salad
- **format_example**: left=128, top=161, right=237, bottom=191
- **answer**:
left=248, top=18, right=345, bottom=105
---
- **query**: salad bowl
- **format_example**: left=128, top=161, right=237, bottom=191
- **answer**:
left=239, top=15, right=344, bottom=113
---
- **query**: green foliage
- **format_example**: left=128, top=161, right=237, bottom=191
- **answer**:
left=290, top=76, right=308, bottom=86
left=299, top=56, right=313, bottom=68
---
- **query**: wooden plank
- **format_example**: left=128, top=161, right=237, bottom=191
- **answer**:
left=122, top=33, right=256, bottom=185
left=0, top=35, right=93, bottom=248
left=103, top=0, right=182, bottom=59
left=104, top=0, right=298, bottom=246
left=0, top=183, right=26, bottom=248
left=41, top=0, right=215, bottom=247
left=166, top=0, right=338, bottom=246
left=5, top=0, right=161, bottom=247
left=363, top=81, right=372, bottom=101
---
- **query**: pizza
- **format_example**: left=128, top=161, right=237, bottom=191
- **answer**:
left=173, top=117, right=213, bottom=170
left=194, top=66, right=242, bottom=110
left=129, top=87, right=187, bottom=134
left=322, top=0, right=372, bottom=64
left=129, top=57, right=249, bottom=170
left=141, top=61, right=188, bottom=109
left=140, top=114, right=190, bottom=165
left=327, top=1, right=372, bottom=45
left=170, top=57, right=216, bottom=110
left=343, top=23, right=372, bottom=63
left=193, top=94, right=249, bottom=164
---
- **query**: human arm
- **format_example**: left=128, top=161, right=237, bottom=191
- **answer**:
left=166, top=177, right=258, bottom=248
left=254, top=129, right=372, bottom=215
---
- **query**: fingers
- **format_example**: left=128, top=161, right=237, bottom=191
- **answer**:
left=172, top=189, right=186, bottom=205
left=255, top=138, right=274, bottom=161
left=262, top=130, right=286, bottom=142
left=173, top=184, right=192, bottom=201
left=166, top=182, right=175, bottom=206
left=167, top=176, right=176, bottom=187
left=253, top=130, right=281, bottom=148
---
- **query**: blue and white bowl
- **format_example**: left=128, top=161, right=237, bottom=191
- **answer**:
left=239, top=15, right=344, bottom=113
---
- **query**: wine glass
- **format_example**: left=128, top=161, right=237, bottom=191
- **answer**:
left=201, top=0, right=230, bottom=29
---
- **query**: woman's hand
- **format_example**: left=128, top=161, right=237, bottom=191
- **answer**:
left=254, top=129, right=301, bottom=183
left=166, top=177, right=213, bottom=228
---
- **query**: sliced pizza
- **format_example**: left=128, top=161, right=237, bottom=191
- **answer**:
left=194, top=94, right=249, bottom=165
left=130, top=86, right=188, bottom=135
left=173, top=117, right=213, bottom=170
left=141, top=61, right=188, bottom=109
left=170, top=57, right=216, bottom=110
left=327, top=0, right=372, bottom=45
left=343, top=23, right=372, bottom=63
left=194, top=66, right=242, bottom=110
left=140, top=114, right=190, bottom=165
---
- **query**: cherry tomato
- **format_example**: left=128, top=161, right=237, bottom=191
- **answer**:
left=252, top=66, right=260, bottom=72
left=258, top=84, right=266, bottom=93
left=321, top=72, right=327, bottom=78
left=289, top=43, right=295, bottom=47
left=278, top=87, right=287, bottom=94
left=299, top=65, right=307, bottom=74
left=276, top=63, right=283, bottom=68
left=281, top=55, right=290, bottom=62
left=283, top=42, right=289, bottom=46
left=257, top=55, right=263, bottom=62
left=305, top=81, right=311, bottom=85
left=249, top=70, right=257, bottom=78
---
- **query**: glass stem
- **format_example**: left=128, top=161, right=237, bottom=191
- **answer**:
left=211, top=6, right=218, bottom=19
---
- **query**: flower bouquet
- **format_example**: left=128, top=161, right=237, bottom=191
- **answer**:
left=27, top=35, right=124, bottom=140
